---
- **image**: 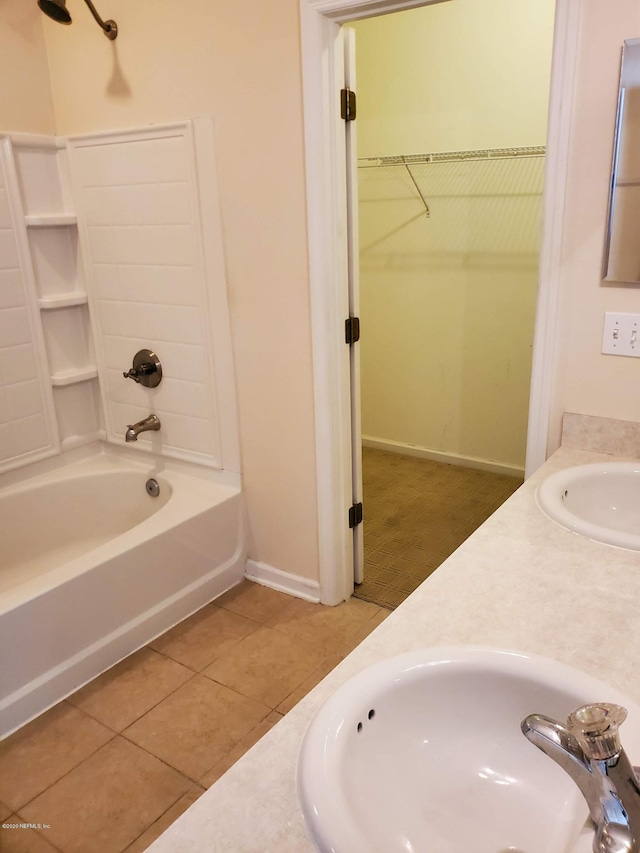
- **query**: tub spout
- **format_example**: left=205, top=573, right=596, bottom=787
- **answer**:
left=125, top=414, right=161, bottom=442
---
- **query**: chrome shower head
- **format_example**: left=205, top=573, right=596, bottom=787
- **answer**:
left=38, top=0, right=71, bottom=24
left=37, top=0, right=118, bottom=39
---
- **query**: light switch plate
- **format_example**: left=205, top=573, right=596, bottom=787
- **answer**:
left=602, top=312, right=640, bottom=357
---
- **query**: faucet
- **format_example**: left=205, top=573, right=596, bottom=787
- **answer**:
left=522, top=703, right=640, bottom=853
left=125, top=414, right=161, bottom=442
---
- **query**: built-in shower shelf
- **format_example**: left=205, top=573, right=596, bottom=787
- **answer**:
left=50, top=366, right=98, bottom=387
left=38, top=293, right=88, bottom=310
left=615, top=179, right=640, bottom=187
left=25, top=213, right=77, bottom=227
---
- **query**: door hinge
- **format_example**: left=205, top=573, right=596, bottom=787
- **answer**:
left=341, top=88, right=357, bottom=122
left=345, top=316, right=360, bottom=344
left=349, top=502, right=363, bottom=528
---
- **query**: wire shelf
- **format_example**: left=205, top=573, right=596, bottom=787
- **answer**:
left=358, top=145, right=546, bottom=168
left=357, top=146, right=547, bottom=259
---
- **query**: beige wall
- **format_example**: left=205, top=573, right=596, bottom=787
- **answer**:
left=0, top=1, right=56, bottom=134
left=40, top=1, right=319, bottom=581
left=353, top=0, right=555, bottom=158
left=353, top=0, right=555, bottom=472
left=550, top=0, right=640, bottom=449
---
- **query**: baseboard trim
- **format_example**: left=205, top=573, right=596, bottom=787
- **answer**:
left=362, top=436, right=524, bottom=479
left=245, top=560, right=321, bottom=603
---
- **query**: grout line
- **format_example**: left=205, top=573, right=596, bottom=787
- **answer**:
left=114, top=729, right=206, bottom=788
left=91, top=262, right=194, bottom=269
left=97, top=297, right=199, bottom=308
left=80, top=179, right=187, bottom=190
left=87, top=222, right=191, bottom=229
left=121, top=784, right=205, bottom=852
left=69, top=658, right=201, bottom=732
left=8, top=813, right=64, bottom=852
left=9, top=707, right=119, bottom=814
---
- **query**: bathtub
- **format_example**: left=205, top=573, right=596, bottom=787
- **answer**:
left=0, top=448, right=245, bottom=738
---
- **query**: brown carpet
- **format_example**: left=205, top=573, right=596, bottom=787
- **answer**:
left=353, top=446, right=523, bottom=610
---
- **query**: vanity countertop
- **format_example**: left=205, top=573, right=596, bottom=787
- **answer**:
left=149, top=446, right=640, bottom=852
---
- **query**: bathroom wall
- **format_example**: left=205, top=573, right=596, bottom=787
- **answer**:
left=352, top=0, right=555, bottom=473
left=353, top=0, right=555, bottom=157
left=0, top=0, right=56, bottom=135
left=549, top=0, right=640, bottom=452
left=40, top=1, right=319, bottom=582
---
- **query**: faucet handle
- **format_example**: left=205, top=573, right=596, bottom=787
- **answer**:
left=122, top=349, right=162, bottom=388
left=567, top=703, right=628, bottom=760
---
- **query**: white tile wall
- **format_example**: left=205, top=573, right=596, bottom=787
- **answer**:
left=0, top=145, right=57, bottom=471
left=68, top=125, right=223, bottom=467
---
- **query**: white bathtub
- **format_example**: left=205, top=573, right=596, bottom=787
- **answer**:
left=0, top=448, right=245, bottom=738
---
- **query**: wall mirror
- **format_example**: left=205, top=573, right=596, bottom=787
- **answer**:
left=603, top=37, right=640, bottom=284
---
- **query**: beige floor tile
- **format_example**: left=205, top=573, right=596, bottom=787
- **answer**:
left=124, top=675, right=270, bottom=781
left=0, top=818, right=58, bottom=853
left=265, top=597, right=383, bottom=657
left=149, top=604, right=259, bottom=672
left=276, top=654, right=343, bottom=715
left=67, top=647, right=194, bottom=732
left=124, top=784, right=204, bottom=852
left=200, top=711, right=283, bottom=788
left=0, top=703, right=113, bottom=812
left=215, top=579, right=292, bottom=623
left=203, top=626, right=327, bottom=709
left=19, top=737, right=191, bottom=853
left=334, top=607, right=390, bottom=657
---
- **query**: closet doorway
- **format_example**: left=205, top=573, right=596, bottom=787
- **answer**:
left=348, top=1, right=556, bottom=609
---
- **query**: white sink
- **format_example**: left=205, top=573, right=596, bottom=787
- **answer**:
left=297, top=647, right=640, bottom=853
left=537, top=461, right=640, bottom=550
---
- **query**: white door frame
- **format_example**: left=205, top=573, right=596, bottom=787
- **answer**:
left=300, top=0, right=581, bottom=605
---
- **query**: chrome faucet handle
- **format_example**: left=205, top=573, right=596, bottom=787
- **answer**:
left=567, top=703, right=628, bottom=760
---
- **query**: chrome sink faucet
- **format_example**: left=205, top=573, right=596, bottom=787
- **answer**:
left=125, top=414, right=161, bottom=442
left=522, top=703, right=640, bottom=853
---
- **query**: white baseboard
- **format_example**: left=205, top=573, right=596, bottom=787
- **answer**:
left=362, top=436, right=524, bottom=479
left=245, top=560, right=321, bottom=603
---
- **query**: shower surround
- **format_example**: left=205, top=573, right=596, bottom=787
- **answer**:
left=0, top=119, right=244, bottom=736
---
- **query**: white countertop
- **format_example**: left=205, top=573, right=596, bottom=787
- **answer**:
left=149, top=446, right=640, bottom=852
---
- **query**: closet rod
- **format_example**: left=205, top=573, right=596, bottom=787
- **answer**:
left=358, top=145, right=546, bottom=168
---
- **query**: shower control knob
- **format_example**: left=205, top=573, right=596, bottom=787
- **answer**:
left=123, top=349, right=162, bottom=388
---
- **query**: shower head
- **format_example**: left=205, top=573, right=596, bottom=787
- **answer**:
left=37, top=0, right=118, bottom=39
left=38, top=0, right=71, bottom=24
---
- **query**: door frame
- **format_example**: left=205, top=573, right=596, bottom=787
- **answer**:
left=299, top=0, right=581, bottom=605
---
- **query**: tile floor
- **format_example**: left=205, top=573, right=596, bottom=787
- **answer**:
left=0, top=581, right=388, bottom=853
left=354, top=447, right=523, bottom=609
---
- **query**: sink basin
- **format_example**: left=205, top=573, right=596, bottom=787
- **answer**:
left=297, top=646, right=640, bottom=853
left=537, top=461, right=640, bottom=550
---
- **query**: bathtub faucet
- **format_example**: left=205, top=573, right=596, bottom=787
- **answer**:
left=125, top=414, right=161, bottom=442
left=522, top=703, right=640, bottom=853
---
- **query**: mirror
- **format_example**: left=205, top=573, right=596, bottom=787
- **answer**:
left=603, top=38, right=640, bottom=284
